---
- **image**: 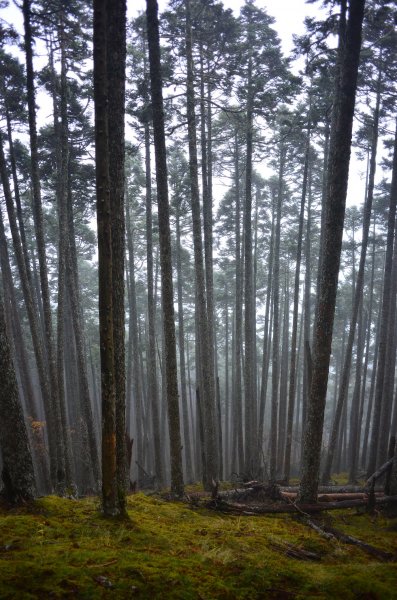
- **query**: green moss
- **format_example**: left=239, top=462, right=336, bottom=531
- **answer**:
left=0, top=494, right=396, bottom=599
left=329, top=472, right=366, bottom=486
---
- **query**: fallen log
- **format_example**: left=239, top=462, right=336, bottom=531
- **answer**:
left=280, top=485, right=378, bottom=494
left=217, top=485, right=382, bottom=503
left=281, top=492, right=383, bottom=502
left=216, top=483, right=282, bottom=502
left=323, top=525, right=395, bottom=561
left=206, top=495, right=397, bottom=515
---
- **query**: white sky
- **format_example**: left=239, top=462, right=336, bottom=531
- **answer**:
left=130, top=0, right=322, bottom=54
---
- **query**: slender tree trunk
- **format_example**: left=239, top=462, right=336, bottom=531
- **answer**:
left=5, top=111, right=36, bottom=307
left=377, top=219, right=397, bottom=464
left=143, top=57, right=164, bottom=487
left=146, top=0, right=184, bottom=496
left=270, top=147, right=285, bottom=482
left=94, top=0, right=118, bottom=515
left=322, top=95, right=379, bottom=483
left=278, top=278, right=289, bottom=472
left=244, top=48, right=257, bottom=475
left=299, top=0, right=365, bottom=503
left=302, top=176, right=312, bottom=437
left=224, top=287, right=230, bottom=478
left=284, top=133, right=310, bottom=482
left=361, top=294, right=382, bottom=469
left=23, top=0, right=62, bottom=488
left=176, top=206, right=193, bottom=481
left=199, top=51, right=221, bottom=479
left=358, top=218, right=376, bottom=466
left=108, top=0, right=127, bottom=512
left=258, top=195, right=275, bottom=458
left=184, top=0, right=218, bottom=489
left=55, top=20, right=71, bottom=489
left=348, top=299, right=366, bottom=483
left=367, top=119, right=397, bottom=477
left=233, top=132, right=244, bottom=474
left=126, top=203, right=144, bottom=485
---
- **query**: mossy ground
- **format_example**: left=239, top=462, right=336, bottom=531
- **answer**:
left=0, top=490, right=396, bottom=599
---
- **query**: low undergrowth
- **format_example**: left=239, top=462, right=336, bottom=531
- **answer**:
left=0, top=492, right=396, bottom=599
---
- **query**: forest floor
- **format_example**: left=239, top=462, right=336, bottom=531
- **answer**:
left=0, top=483, right=397, bottom=599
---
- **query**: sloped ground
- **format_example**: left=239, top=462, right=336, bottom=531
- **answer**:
left=0, top=492, right=396, bottom=599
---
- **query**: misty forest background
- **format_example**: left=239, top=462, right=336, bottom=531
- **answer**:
left=0, top=0, right=397, bottom=511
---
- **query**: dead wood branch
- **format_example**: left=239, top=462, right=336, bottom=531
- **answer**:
left=268, top=539, right=321, bottom=561
left=366, top=458, right=394, bottom=488
left=303, top=518, right=396, bottom=562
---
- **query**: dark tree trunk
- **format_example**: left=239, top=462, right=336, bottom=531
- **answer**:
left=284, top=133, right=310, bottom=482
left=322, top=96, right=379, bottom=483
left=299, top=0, right=365, bottom=503
left=23, top=0, right=62, bottom=489
left=108, top=0, right=127, bottom=511
left=278, top=277, right=290, bottom=472
left=184, top=0, right=218, bottom=489
left=302, top=178, right=312, bottom=438
left=244, top=66, right=257, bottom=475
left=361, top=293, right=381, bottom=470
left=232, top=132, right=244, bottom=474
left=367, top=120, right=397, bottom=477
left=5, top=111, right=36, bottom=307
left=176, top=206, right=193, bottom=482
left=143, top=64, right=164, bottom=488
left=358, top=218, right=376, bottom=467
left=377, top=218, right=397, bottom=464
left=258, top=194, right=275, bottom=459
left=348, top=301, right=366, bottom=483
left=55, top=21, right=71, bottom=489
left=94, top=0, right=118, bottom=515
left=270, top=148, right=285, bottom=482
left=126, top=207, right=144, bottom=484
left=0, top=293, right=35, bottom=504
left=0, top=133, right=58, bottom=487
left=146, top=0, right=184, bottom=496
left=199, top=46, right=220, bottom=477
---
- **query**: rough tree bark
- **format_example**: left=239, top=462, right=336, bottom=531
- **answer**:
left=322, top=56, right=381, bottom=483
left=0, top=292, right=35, bottom=504
left=146, top=0, right=184, bottom=496
left=299, top=0, right=365, bottom=504
left=107, top=0, right=127, bottom=512
left=94, top=0, right=118, bottom=515
left=0, top=132, right=58, bottom=487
